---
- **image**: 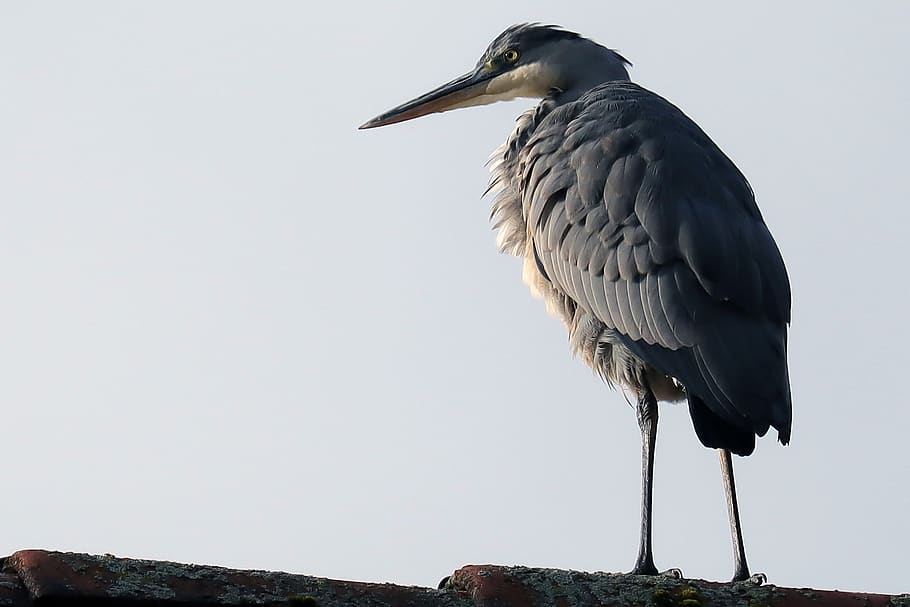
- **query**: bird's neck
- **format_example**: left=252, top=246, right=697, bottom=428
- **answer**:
left=552, top=42, right=631, bottom=104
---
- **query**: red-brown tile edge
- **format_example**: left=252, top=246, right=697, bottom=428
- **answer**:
left=447, top=564, right=909, bottom=607
left=2, top=553, right=906, bottom=607
left=3, top=550, right=472, bottom=607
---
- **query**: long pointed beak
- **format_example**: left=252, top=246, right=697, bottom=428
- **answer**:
left=359, top=69, right=494, bottom=130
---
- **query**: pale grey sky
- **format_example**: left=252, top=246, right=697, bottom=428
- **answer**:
left=1, top=1, right=908, bottom=596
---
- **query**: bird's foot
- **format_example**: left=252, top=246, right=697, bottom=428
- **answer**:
left=746, top=573, right=767, bottom=585
left=731, top=570, right=766, bottom=585
left=629, top=559, right=683, bottom=579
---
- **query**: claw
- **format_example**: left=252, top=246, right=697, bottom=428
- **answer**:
left=437, top=576, right=451, bottom=590
left=661, top=568, right=684, bottom=579
left=748, top=573, right=767, bottom=586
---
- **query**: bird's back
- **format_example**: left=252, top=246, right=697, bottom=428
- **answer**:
left=490, top=81, right=791, bottom=456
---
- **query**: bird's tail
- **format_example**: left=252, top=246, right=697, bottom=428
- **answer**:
left=687, top=394, right=756, bottom=457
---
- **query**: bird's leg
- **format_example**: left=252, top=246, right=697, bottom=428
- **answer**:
left=630, top=389, right=659, bottom=575
left=719, top=448, right=753, bottom=582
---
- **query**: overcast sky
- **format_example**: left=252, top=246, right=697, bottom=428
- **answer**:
left=1, top=1, right=908, bottom=596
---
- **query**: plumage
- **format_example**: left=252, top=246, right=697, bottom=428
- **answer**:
left=361, top=22, right=792, bottom=582
left=489, top=79, right=791, bottom=453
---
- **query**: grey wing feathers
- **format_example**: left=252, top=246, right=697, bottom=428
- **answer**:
left=524, top=82, right=791, bottom=444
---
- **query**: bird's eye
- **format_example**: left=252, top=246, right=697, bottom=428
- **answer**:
left=502, top=49, right=519, bottom=63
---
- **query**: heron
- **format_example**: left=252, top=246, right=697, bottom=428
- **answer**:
left=360, top=23, right=791, bottom=583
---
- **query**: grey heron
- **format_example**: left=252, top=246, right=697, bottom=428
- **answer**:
left=360, top=23, right=791, bottom=583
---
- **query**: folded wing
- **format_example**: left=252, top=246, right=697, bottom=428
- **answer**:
left=524, top=82, right=791, bottom=454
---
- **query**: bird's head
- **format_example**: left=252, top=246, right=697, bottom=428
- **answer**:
left=359, top=23, right=630, bottom=130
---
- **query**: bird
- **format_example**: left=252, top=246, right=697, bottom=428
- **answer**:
left=360, top=23, right=791, bottom=583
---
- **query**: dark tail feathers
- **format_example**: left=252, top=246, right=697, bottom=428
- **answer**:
left=688, top=394, right=756, bottom=456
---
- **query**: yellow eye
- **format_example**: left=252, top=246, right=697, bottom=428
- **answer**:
left=503, top=49, right=519, bottom=63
